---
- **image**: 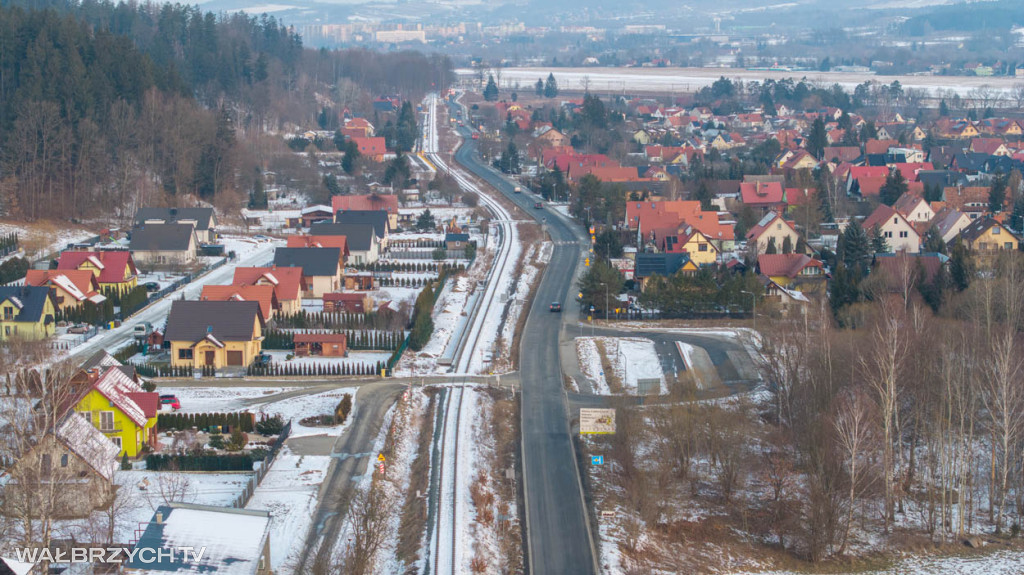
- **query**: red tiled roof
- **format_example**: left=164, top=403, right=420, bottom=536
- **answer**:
left=351, top=137, right=387, bottom=156
left=862, top=204, right=904, bottom=231
left=892, top=162, right=933, bottom=182
left=294, top=333, right=347, bottom=343
left=331, top=194, right=398, bottom=216
left=287, top=234, right=349, bottom=257
left=757, top=253, right=823, bottom=279
left=127, top=392, right=159, bottom=419
left=323, top=293, right=367, bottom=302
left=57, top=251, right=137, bottom=285
left=25, top=269, right=101, bottom=302
left=746, top=212, right=796, bottom=242
left=201, top=284, right=275, bottom=321
left=865, top=138, right=898, bottom=155
left=740, top=181, right=785, bottom=206
left=232, top=266, right=303, bottom=302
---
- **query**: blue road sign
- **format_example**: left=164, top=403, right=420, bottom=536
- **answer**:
left=591, top=455, right=604, bottom=465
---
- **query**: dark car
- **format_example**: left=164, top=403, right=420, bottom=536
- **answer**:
left=534, top=202, right=544, bottom=209
left=549, top=302, right=562, bottom=312
left=144, top=281, right=160, bottom=292
left=159, top=394, right=180, bottom=411
left=253, top=352, right=273, bottom=368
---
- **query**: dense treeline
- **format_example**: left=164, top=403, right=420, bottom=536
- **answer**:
left=0, top=0, right=452, bottom=222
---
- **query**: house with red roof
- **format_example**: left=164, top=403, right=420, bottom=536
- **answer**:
left=287, top=234, right=350, bottom=267
left=25, top=269, right=106, bottom=312
left=345, top=117, right=375, bottom=137
left=625, top=200, right=735, bottom=249
left=57, top=251, right=138, bottom=294
left=73, top=366, right=158, bottom=457
left=756, top=253, right=826, bottom=293
left=740, top=181, right=786, bottom=211
left=232, top=266, right=304, bottom=316
left=350, top=137, right=389, bottom=162
left=891, top=162, right=933, bottom=182
left=331, top=194, right=399, bottom=230
left=864, top=138, right=899, bottom=156
left=200, top=284, right=278, bottom=320
left=969, top=138, right=1012, bottom=157
left=863, top=204, right=920, bottom=253
left=893, top=193, right=935, bottom=224
left=846, top=166, right=891, bottom=194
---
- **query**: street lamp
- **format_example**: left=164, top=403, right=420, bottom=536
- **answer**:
left=741, top=290, right=757, bottom=332
left=600, top=282, right=609, bottom=321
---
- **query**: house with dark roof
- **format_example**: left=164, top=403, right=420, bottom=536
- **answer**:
left=331, top=194, right=399, bottom=230
left=445, top=233, right=470, bottom=251
left=134, top=207, right=218, bottom=243
left=930, top=207, right=972, bottom=244
left=125, top=503, right=271, bottom=575
left=959, top=217, right=1021, bottom=262
left=164, top=300, right=265, bottom=371
left=130, top=223, right=198, bottom=267
left=0, top=285, right=56, bottom=341
left=57, top=250, right=138, bottom=294
left=333, top=210, right=390, bottom=247
left=310, top=222, right=380, bottom=265
left=633, top=253, right=698, bottom=291
left=273, top=247, right=342, bottom=297
left=73, top=366, right=158, bottom=457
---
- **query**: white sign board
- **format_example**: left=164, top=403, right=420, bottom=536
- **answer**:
left=580, top=408, right=616, bottom=434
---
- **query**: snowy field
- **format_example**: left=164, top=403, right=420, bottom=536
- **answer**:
left=157, top=386, right=358, bottom=438
left=741, top=551, right=1024, bottom=575
left=486, top=67, right=1023, bottom=97
left=246, top=446, right=331, bottom=573
left=0, top=220, right=96, bottom=260
left=575, top=336, right=665, bottom=395
left=394, top=275, right=474, bottom=376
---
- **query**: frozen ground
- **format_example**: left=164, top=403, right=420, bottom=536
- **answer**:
left=252, top=387, right=359, bottom=438
left=575, top=336, right=665, bottom=395
left=157, top=386, right=294, bottom=413
left=741, top=551, right=1024, bottom=575
left=246, top=446, right=331, bottom=573
left=0, top=220, right=96, bottom=260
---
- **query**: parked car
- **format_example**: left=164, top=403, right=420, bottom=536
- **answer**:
left=159, top=394, right=180, bottom=411
left=67, top=324, right=90, bottom=334
left=514, top=186, right=522, bottom=193
left=471, top=133, right=479, bottom=140
left=549, top=302, right=562, bottom=313
left=253, top=352, right=273, bottom=368
left=144, top=281, right=160, bottom=292
left=534, top=202, right=544, bottom=209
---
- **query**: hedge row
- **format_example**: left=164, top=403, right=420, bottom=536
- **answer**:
left=157, top=412, right=255, bottom=433
left=145, top=453, right=254, bottom=472
left=247, top=361, right=385, bottom=377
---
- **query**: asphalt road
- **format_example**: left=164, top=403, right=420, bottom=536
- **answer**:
left=449, top=98, right=597, bottom=575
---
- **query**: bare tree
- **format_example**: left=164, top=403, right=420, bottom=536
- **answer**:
left=832, top=386, right=877, bottom=553
left=330, top=478, right=398, bottom=575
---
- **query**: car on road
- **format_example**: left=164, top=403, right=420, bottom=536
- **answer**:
left=534, top=201, right=544, bottom=209
left=471, top=133, right=479, bottom=140
left=514, top=186, right=522, bottom=193
left=144, top=281, right=160, bottom=292
left=549, top=302, right=562, bottom=312
left=159, top=394, right=180, bottom=411
left=133, top=322, right=153, bottom=341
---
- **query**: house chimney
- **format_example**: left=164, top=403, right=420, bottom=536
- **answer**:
left=156, top=512, right=163, bottom=524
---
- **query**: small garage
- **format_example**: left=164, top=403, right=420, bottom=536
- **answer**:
left=294, top=333, right=348, bottom=357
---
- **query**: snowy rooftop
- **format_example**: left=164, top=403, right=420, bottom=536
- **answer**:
left=126, top=503, right=271, bottom=574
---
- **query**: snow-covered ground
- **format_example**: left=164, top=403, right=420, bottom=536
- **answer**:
left=263, top=350, right=391, bottom=371
left=156, top=386, right=294, bottom=413
left=495, top=238, right=551, bottom=371
left=0, top=220, right=96, bottom=260
left=740, top=551, right=1024, bottom=575
left=253, top=387, right=359, bottom=438
left=246, top=446, right=331, bottom=573
left=575, top=337, right=665, bottom=395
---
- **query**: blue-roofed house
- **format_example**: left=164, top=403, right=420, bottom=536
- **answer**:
left=0, top=285, right=56, bottom=341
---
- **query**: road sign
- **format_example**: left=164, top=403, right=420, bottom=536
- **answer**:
left=580, top=408, right=616, bottom=434
left=601, top=510, right=616, bottom=519
left=591, top=455, right=604, bottom=465
left=377, top=453, right=385, bottom=463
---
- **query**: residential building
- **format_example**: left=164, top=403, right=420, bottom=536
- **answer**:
left=124, top=503, right=271, bottom=575
left=0, top=286, right=56, bottom=341
left=24, top=270, right=106, bottom=312
left=164, top=300, right=265, bottom=370
left=272, top=248, right=342, bottom=297
left=739, top=181, right=786, bottom=211
left=445, top=233, right=470, bottom=251
left=323, top=292, right=374, bottom=313
left=746, top=212, right=800, bottom=255
left=233, top=267, right=303, bottom=316
left=350, top=137, right=389, bottom=161
left=73, top=367, right=158, bottom=457
left=57, top=251, right=139, bottom=294
left=756, top=253, right=826, bottom=293
left=286, top=235, right=350, bottom=268
left=930, top=207, right=973, bottom=244
left=331, top=194, right=399, bottom=230
left=3, top=412, right=119, bottom=518
left=892, top=193, right=935, bottom=224
left=959, top=217, right=1021, bottom=259
left=311, top=223, right=380, bottom=265
left=633, top=253, right=698, bottom=291
left=333, top=210, right=390, bottom=248
left=659, top=227, right=719, bottom=265
left=134, top=207, right=218, bottom=243
left=863, top=204, right=921, bottom=253
left=129, top=223, right=198, bottom=267
left=200, top=285, right=277, bottom=320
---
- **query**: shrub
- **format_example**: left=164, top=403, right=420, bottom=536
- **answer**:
left=255, top=414, right=285, bottom=436
left=227, top=429, right=246, bottom=451
left=208, top=434, right=225, bottom=450
left=335, top=393, right=353, bottom=424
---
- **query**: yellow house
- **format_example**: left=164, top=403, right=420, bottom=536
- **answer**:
left=960, top=217, right=1021, bottom=263
left=663, top=228, right=719, bottom=265
left=746, top=212, right=801, bottom=255
left=757, top=253, right=827, bottom=294
left=24, top=269, right=106, bottom=312
left=164, top=300, right=265, bottom=370
left=0, top=286, right=56, bottom=341
left=74, top=367, right=159, bottom=457
left=57, top=251, right=139, bottom=294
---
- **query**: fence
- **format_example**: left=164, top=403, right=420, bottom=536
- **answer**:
left=232, top=420, right=292, bottom=508
left=146, top=256, right=231, bottom=303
